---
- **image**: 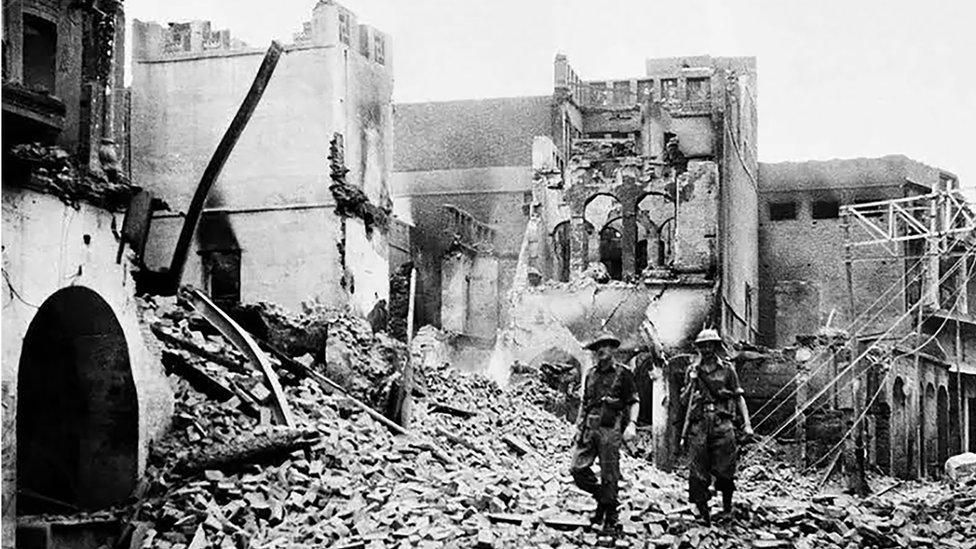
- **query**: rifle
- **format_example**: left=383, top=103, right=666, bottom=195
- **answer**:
left=679, top=367, right=700, bottom=450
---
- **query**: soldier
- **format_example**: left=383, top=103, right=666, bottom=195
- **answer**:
left=569, top=331, right=640, bottom=532
left=681, top=328, right=754, bottom=525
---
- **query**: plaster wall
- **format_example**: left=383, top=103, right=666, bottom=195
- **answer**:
left=759, top=187, right=908, bottom=347
left=132, top=24, right=392, bottom=311
left=719, top=73, right=760, bottom=342
left=145, top=210, right=387, bottom=314
left=1, top=189, right=173, bottom=544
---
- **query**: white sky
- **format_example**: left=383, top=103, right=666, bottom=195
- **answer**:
left=126, top=0, right=976, bottom=189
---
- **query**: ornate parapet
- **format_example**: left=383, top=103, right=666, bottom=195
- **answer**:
left=443, top=204, right=496, bottom=255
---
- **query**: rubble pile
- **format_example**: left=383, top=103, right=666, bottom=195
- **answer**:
left=507, top=374, right=574, bottom=421
left=7, top=142, right=138, bottom=211
left=229, top=300, right=406, bottom=409
left=125, top=295, right=976, bottom=548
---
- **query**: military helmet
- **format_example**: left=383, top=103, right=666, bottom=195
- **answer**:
left=695, top=328, right=722, bottom=345
left=584, top=331, right=621, bottom=351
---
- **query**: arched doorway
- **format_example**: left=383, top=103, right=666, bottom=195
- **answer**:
left=584, top=193, right=621, bottom=277
left=16, top=287, right=138, bottom=514
left=598, top=224, right=622, bottom=280
left=937, top=386, right=949, bottom=469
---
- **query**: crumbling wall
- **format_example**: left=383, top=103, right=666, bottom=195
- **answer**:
left=2, top=189, right=173, bottom=537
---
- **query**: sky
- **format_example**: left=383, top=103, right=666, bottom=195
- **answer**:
left=126, top=0, right=976, bottom=190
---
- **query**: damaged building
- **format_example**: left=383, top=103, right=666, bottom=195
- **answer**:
left=394, top=54, right=760, bottom=466
left=130, top=0, right=404, bottom=317
left=748, top=157, right=976, bottom=480
left=394, top=56, right=759, bottom=354
left=2, top=0, right=172, bottom=545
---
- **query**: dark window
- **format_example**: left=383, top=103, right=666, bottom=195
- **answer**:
left=23, top=14, right=57, bottom=93
left=373, top=34, right=385, bottom=65
left=811, top=201, right=840, bottom=219
left=203, top=250, right=241, bottom=307
left=338, top=12, right=351, bottom=45
left=359, top=28, right=370, bottom=58
left=769, top=202, right=797, bottom=221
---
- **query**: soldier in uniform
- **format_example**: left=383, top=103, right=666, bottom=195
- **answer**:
left=569, top=331, right=640, bottom=532
left=682, top=328, right=754, bottom=525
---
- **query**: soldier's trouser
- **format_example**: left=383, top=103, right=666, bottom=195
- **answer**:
left=687, top=412, right=737, bottom=503
left=570, top=417, right=622, bottom=507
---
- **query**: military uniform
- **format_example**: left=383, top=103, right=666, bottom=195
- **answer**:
left=683, top=354, right=744, bottom=504
left=569, top=359, right=638, bottom=516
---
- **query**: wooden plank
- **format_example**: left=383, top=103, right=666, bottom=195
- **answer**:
left=188, top=289, right=295, bottom=427
left=502, top=434, right=533, bottom=456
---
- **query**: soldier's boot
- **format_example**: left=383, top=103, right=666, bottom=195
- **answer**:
left=695, top=501, right=711, bottom=526
left=589, top=503, right=606, bottom=527
left=601, top=505, right=620, bottom=535
left=713, top=490, right=735, bottom=524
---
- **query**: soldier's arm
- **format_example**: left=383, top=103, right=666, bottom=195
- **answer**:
left=729, top=364, right=753, bottom=432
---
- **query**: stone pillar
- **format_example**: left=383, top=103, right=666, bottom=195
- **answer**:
left=620, top=211, right=637, bottom=278
left=569, top=215, right=588, bottom=278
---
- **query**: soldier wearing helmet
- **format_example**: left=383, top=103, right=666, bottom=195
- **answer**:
left=569, top=330, right=639, bottom=533
left=681, top=327, right=754, bottom=525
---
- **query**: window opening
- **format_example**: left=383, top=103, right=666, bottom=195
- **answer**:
left=769, top=202, right=797, bottom=221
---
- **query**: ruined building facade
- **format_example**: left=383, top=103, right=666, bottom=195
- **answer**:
left=2, top=0, right=172, bottom=544
left=754, top=157, right=976, bottom=479
left=394, top=55, right=759, bottom=352
left=394, top=55, right=759, bottom=467
left=131, top=0, right=398, bottom=315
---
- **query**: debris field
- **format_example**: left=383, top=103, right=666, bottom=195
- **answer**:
left=64, top=295, right=974, bottom=549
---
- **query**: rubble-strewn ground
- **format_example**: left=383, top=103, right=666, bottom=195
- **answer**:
left=52, top=296, right=976, bottom=548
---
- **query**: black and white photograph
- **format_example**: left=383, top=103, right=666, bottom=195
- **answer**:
left=1, top=0, right=974, bottom=547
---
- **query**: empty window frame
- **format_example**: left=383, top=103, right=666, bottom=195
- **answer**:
left=23, top=14, right=57, bottom=93
left=373, top=34, right=385, bottom=65
left=612, top=80, right=631, bottom=105
left=359, top=27, right=371, bottom=58
left=589, top=82, right=609, bottom=106
left=338, top=11, right=351, bottom=45
left=637, top=79, right=654, bottom=101
left=768, top=202, right=797, bottom=221
left=202, top=250, right=241, bottom=307
left=686, top=77, right=711, bottom=102
left=661, top=79, right=679, bottom=101
left=811, top=200, right=840, bottom=219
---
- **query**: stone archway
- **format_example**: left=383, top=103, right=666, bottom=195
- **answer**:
left=16, top=287, right=139, bottom=514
